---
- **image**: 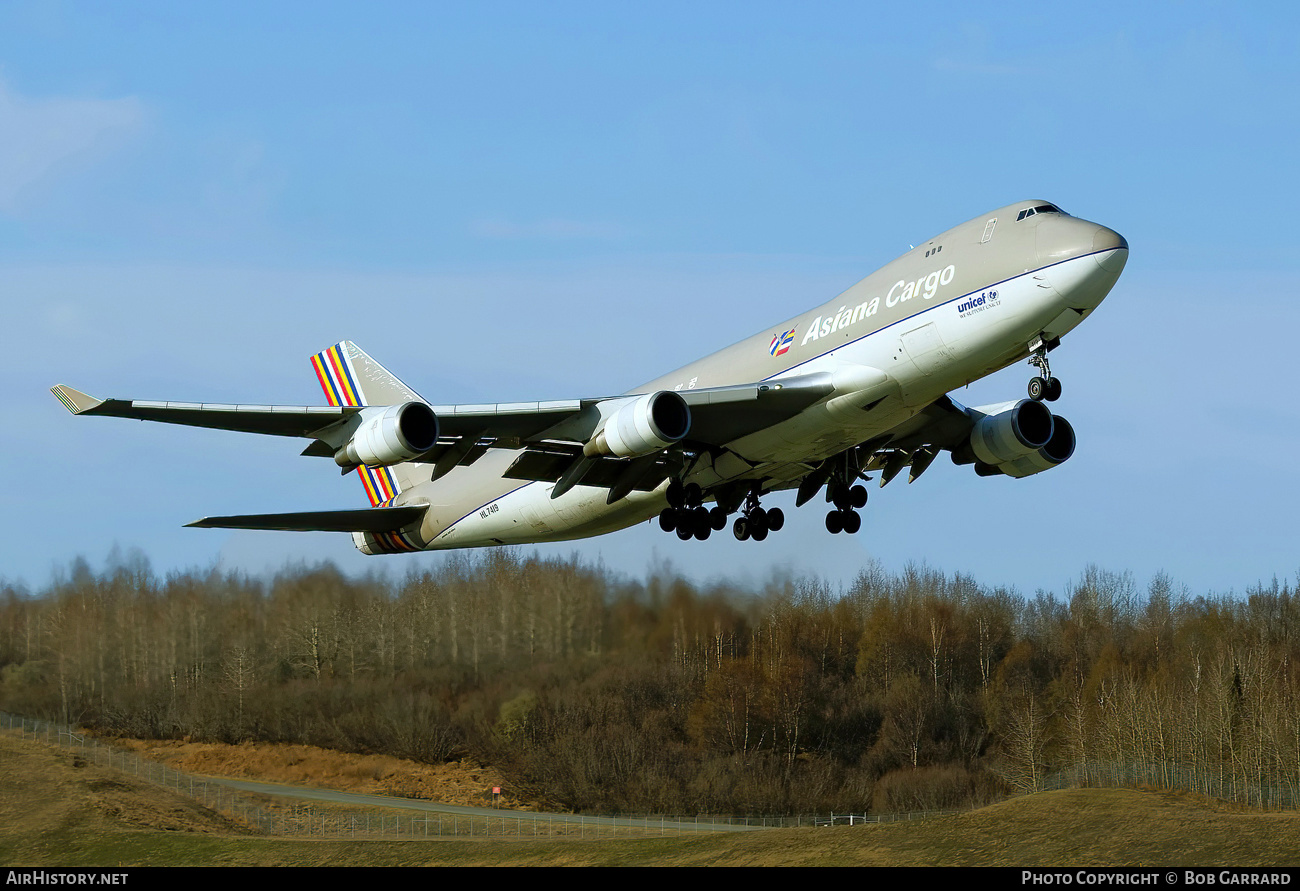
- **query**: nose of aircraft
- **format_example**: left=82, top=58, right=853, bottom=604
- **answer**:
left=1036, top=214, right=1128, bottom=274
left=1091, top=224, right=1128, bottom=274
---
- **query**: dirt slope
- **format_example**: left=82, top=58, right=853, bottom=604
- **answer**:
left=113, top=737, right=515, bottom=809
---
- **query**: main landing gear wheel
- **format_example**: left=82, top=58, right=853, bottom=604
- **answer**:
left=731, top=486, right=784, bottom=542
left=824, top=489, right=864, bottom=534
left=818, top=455, right=868, bottom=535
left=825, top=508, right=862, bottom=534
left=666, top=480, right=702, bottom=509
left=661, top=481, right=716, bottom=541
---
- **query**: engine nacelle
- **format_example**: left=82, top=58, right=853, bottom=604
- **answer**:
left=583, top=391, right=691, bottom=458
left=990, top=415, right=1076, bottom=478
left=336, top=402, right=439, bottom=468
left=954, top=400, right=1076, bottom=479
left=953, top=399, right=1054, bottom=466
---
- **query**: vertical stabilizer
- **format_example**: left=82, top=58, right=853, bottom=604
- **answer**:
left=310, top=342, right=429, bottom=505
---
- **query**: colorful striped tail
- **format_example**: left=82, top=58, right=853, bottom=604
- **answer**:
left=310, top=342, right=427, bottom=507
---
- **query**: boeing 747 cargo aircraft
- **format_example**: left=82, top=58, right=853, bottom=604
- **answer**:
left=53, top=200, right=1127, bottom=552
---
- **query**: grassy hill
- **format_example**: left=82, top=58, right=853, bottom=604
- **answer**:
left=2, top=733, right=1297, bottom=867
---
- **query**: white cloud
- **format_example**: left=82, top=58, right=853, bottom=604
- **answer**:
left=0, top=80, right=145, bottom=212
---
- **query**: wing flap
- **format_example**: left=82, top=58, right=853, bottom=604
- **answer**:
left=502, top=447, right=671, bottom=492
left=185, top=505, right=427, bottom=532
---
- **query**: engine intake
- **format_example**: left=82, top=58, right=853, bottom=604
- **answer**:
left=953, top=399, right=1053, bottom=466
left=336, top=402, right=439, bottom=468
left=583, top=391, right=691, bottom=458
left=955, top=400, right=1075, bottom=479
left=994, top=415, right=1076, bottom=478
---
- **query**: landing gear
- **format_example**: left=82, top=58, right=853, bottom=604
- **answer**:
left=1027, top=337, right=1062, bottom=402
left=660, top=482, right=713, bottom=540
left=661, top=479, right=783, bottom=543
left=820, top=466, right=868, bottom=535
left=825, top=508, right=862, bottom=535
left=731, top=485, right=785, bottom=542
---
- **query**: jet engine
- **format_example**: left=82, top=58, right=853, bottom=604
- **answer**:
left=952, top=399, right=1075, bottom=478
left=335, top=402, right=439, bottom=468
left=584, top=391, right=691, bottom=458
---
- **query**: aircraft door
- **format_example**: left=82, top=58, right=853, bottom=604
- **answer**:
left=901, top=323, right=955, bottom=376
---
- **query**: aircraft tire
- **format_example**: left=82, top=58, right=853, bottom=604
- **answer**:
left=683, top=483, right=702, bottom=506
left=850, top=485, right=868, bottom=508
left=675, top=526, right=692, bottom=541
left=826, top=511, right=844, bottom=534
left=1045, top=378, right=1063, bottom=401
left=710, top=506, right=728, bottom=531
left=843, top=510, right=862, bottom=534
left=831, top=484, right=851, bottom=511
left=658, top=509, right=677, bottom=532
left=733, top=517, right=750, bottom=541
left=766, top=508, right=784, bottom=532
left=667, top=481, right=685, bottom=508
left=1028, top=377, right=1046, bottom=401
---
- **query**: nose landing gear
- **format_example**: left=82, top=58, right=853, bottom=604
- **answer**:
left=1027, top=336, right=1062, bottom=402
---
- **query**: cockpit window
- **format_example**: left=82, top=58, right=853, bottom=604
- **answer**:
left=1016, top=204, right=1066, bottom=222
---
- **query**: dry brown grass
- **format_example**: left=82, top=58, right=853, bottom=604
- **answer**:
left=3, top=732, right=1300, bottom=867
left=112, top=737, right=516, bottom=809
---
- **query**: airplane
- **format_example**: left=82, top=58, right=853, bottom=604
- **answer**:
left=52, top=200, right=1127, bottom=553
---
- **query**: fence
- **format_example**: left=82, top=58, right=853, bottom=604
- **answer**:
left=0, top=713, right=840, bottom=838
left=19, top=712, right=1280, bottom=839
left=1037, top=761, right=1300, bottom=811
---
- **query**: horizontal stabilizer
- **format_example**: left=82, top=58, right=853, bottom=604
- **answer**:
left=185, top=505, right=427, bottom=533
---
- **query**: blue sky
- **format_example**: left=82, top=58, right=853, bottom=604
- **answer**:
left=3, top=1, right=1297, bottom=596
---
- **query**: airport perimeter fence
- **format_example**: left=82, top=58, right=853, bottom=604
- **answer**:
left=4, top=713, right=941, bottom=838
left=19, top=712, right=1287, bottom=838
left=1037, top=761, right=1300, bottom=811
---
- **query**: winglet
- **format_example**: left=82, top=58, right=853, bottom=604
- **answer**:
left=51, top=385, right=105, bottom=415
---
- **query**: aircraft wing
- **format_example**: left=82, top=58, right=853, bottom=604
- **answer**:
left=51, top=385, right=355, bottom=438
left=422, top=371, right=836, bottom=446
left=52, top=371, right=842, bottom=503
left=54, top=371, right=837, bottom=458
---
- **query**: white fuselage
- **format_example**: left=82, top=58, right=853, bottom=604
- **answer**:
left=388, top=203, right=1127, bottom=550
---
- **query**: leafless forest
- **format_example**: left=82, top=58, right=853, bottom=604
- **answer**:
left=2, top=550, right=1298, bottom=816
